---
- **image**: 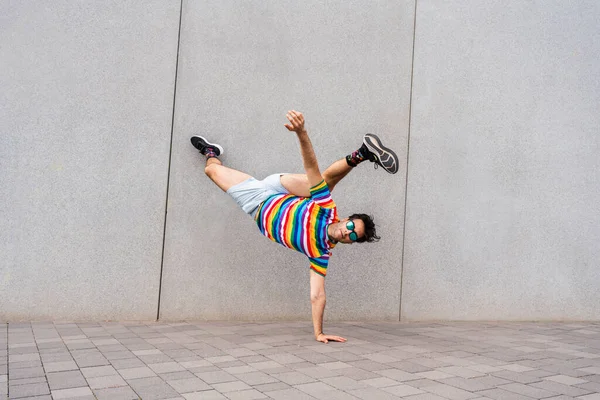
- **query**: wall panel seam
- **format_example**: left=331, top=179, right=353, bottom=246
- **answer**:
left=399, top=0, right=418, bottom=322
left=157, top=0, right=184, bottom=321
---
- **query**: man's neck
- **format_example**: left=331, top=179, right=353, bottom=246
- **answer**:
left=326, top=223, right=337, bottom=243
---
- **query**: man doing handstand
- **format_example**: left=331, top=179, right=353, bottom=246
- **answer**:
left=190, top=110, right=399, bottom=343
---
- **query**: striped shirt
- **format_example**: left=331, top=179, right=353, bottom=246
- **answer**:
left=254, top=180, right=339, bottom=277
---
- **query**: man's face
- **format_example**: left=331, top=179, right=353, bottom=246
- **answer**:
left=331, top=218, right=365, bottom=244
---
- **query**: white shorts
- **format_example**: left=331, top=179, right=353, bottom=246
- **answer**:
left=226, top=173, right=290, bottom=218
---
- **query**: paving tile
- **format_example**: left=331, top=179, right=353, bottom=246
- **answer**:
left=294, top=366, right=342, bottom=379
left=377, top=368, right=420, bottom=382
left=180, top=360, right=213, bottom=369
left=346, top=387, right=401, bottom=400
left=160, top=371, right=197, bottom=381
left=103, top=350, right=137, bottom=361
left=320, top=376, right=368, bottom=391
left=317, top=361, right=353, bottom=370
left=346, top=359, right=388, bottom=372
left=529, top=380, right=592, bottom=397
left=578, top=367, right=600, bottom=374
left=183, top=390, right=227, bottom=399
left=149, top=362, right=186, bottom=374
left=401, top=394, right=448, bottom=400
left=51, top=386, right=94, bottom=399
left=110, top=357, right=146, bottom=369
left=388, top=361, right=434, bottom=373
left=71, top=351, right=109, bottom=368
left=211, top=380, right=252, bottom=393
left=499, top=364, right=535, bottom=372
left=87, top=374, right=128, bottom=389
left=270, top=371, right=315, bottom=385
left=80, top=365, right=118, bottom=378
left=47, top=370, right=87, bottom=390
left=8, top=376, right=47, bottom=386
left=265, top=388, right=317, bottom=400
left=525, top=369, right=557, bottom=378
left=118, top=366, right=157, bottom=380
left=577, top=395, right=600, bottom=400
left=382, top=383, right=425, bottom=396
left=223, top=388, right=268, bottom=399
left=223, top=365, right=258, bottom=375
left=334, top=367, right=380, bottom=381
left=295, top=352, right=336, bottom=364
left=492, top=370, right=544, bottom=384
left=128, top=376, right=180, bottom=400
left=306, top=389, right=359, bottom=400
left=182, top=390, right=227, bottom=399
left=499, top=382, right=561, bottom=398
left=233, top=371, right=279, bottom=385
left=195, top=370, right=237, bottom=384
left=10, top=360, right=42, bottom=370
left=478, top=388, right=549, bottom=400
left=93, top=385, right=140, bottom=400
left=544, top=375, right=588, bottom=385
left=167, top=377, right=212, bottom=393
left=421, top=382, right=480, bottom=400
left=8, top=381, right=50, bottom=398
left=10, top=366, right=47, bottom=379
left=577, top=381, right=600, bottom=392
left=360, top=376, right=400, bottom=388
left=10, top=353, right=41, bottom=363
left=417, top=370, right=455, bottom=380
left=252, top=382, right=290, bottom=392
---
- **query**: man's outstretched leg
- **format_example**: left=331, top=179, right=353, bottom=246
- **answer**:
left=281, top=133, right=399, bottom=196
left=191, top=136, right=251, bottom=192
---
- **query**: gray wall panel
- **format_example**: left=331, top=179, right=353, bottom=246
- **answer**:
left=0, top=1, right=181, bottom=319
left=403, top=1, right=600, bottom=320
left=160, top=0, right=414, bottom=320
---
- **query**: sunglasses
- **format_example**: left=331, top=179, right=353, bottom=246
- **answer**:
left=346, top=220, right=359, bottom=242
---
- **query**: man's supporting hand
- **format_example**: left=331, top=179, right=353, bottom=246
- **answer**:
left=316, top=333, right=347, bottom=344
left=284, top=110, right=305, bottom=133
left=310, top=271, right=347, bottom=344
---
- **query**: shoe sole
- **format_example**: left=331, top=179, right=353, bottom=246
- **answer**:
left=190, top=135, right=224, bottom=156
left=363, top=133, right=399, bottom=174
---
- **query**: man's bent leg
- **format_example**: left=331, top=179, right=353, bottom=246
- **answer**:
left=280, top=159, right=352, bottom=196
left=205, top=158, right=252, bottom=192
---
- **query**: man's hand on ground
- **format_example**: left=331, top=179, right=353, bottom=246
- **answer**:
left=316, top=333, right=347, bottom=344
left=284, top=110, right=306, bottom=134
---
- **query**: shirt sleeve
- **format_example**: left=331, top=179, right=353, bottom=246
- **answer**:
left=309, top=180, right=335, bottom=209
left=309, top=254, right=330, bottom=277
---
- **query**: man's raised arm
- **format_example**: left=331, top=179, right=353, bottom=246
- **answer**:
left=284, top=110, right=323, bottom=188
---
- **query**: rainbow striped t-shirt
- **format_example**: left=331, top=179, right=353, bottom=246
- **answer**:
left=254, top=180, right=339, bottom=277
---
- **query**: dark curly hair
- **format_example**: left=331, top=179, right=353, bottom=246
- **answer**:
left=348, top=213, right=380, bottom=243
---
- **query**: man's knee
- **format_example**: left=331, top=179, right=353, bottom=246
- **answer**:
left=204, top=163, right=220, bottom=179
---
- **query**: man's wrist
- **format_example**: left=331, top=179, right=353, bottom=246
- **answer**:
left=296, top=129, right=307, bottom=136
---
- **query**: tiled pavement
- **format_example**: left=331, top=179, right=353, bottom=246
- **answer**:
left=1, top=322, right=600, bottom=400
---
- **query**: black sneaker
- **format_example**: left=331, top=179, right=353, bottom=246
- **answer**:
left=362, top=133, right=399, bottom=174
left=190, top=135, right=224, bottom=157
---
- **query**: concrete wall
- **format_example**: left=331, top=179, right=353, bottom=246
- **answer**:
left=402, top=0, right=600, bottom=320
left=0, top=1, right=181, bottom=320
left=2, top=1, right=599, bottom=321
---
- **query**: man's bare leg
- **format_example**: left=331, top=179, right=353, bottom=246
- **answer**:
left=204, top=157, right=252, bottom=192
left=280, top=159, right=352, bottom=197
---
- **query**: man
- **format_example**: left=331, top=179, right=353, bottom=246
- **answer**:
left=191, top=110, right=399, bottom=343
